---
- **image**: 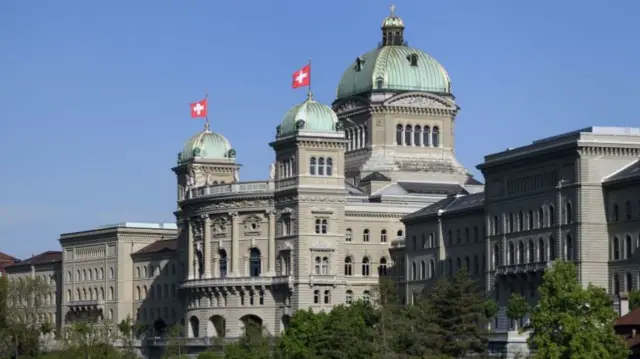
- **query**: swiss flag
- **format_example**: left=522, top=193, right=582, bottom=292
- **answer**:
left=190, top=98, right=208, bottom=118
left=292, top=64, right=310, bottom=89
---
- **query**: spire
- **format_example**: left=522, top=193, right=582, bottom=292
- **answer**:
left=381, top=4, right=405, bottom=46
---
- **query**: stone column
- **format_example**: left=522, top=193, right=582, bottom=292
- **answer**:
left=267, top=210, right=276, bottom=275
left=202, top=215, right=212, bottom=279
left=360, top=125, right=365, bottom=148
left=187, top=219, right=194, bottom=280
left=230, top=212, right=240, bottom=276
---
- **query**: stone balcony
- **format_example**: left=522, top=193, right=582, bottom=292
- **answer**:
left=66, top=299, right=105, bottom=311
left=186, top=181, right=274, bottom=200
left=496, top=261, right=552, bottom=276
left=307, top=274, right=338, bottom=286
left=180, top=275, right=293, bottom=290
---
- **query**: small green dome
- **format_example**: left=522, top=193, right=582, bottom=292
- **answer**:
left=382, top=15, right=404, bottom=28
left=178, top=129, right=235, bottom=163
left=278, top=97, right=341, bottom=137
left=336, top=46, right=451, bottom=99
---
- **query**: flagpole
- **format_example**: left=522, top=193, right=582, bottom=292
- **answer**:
left=308, top=58, right=312, bottom=99
left=204, top=93, right=209, bottom=131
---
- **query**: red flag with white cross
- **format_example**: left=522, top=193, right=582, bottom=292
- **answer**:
left=292, top=64, right=311, bottom=89
left=190, top=98, right=208, bottom=118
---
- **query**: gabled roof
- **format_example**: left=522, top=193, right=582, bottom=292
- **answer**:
left=345, top=181, right=365, bottom=196
left=133, top=240, right=178, bottom=256
left=604, top=159, right=640, bottom=184
left=361, top=171, right=391, bottom=182
left=616, top=307, right=640, bottom=327
left=465, top=175, right=483, bottom=186
left=6, top=251, right=62, bottom=269
left=0, top=251, right=18, bottom=262
left=402, top=192, right=485, bottom=223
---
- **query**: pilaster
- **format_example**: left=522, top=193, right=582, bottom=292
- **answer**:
left=230, top=212, right=240, bottom=276
left=187, top=219, right=194, bottom=280
left=267, top=210, right=276, bottom=275
left=202, top=215, right=212, bottom=279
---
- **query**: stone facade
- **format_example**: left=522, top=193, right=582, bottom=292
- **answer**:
left=395, top=126, right=640, bottom=354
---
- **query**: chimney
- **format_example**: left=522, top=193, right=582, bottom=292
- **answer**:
left=620, top=292, right=630, bottom=317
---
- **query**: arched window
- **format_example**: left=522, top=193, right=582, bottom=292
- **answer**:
left=528, top=210, right=534, bottom=230
left=493, top=244, right=500, bottom=269
left=549, top=236, right=556, bottom=260
left=321, top=257, right=329, bottom=275
left=423, top=126, right=431, bottom=146
left=379, top=258, right=387, bottom=276
left=219, top=249, right=228, bottom=278
left=362, top=257, right=371, bottom=276
left=345, top=228, right=352, bottom=242
left=396, top=124, right=403, bottom=145
left=324, top=290, right=331, bottom=304
left=465, top=257, right=470, bottom=273
left=614, top=274, right=620, bottom=294
left=473, top=255, right=479, bottom=274
left=136, top=267, right=140, bottom=278
left=380, top=229, right=387, bottom=243
left=565, top=234, right=574, bottom=261
left=508, top=242, right=515, bottom=265
left=429, top=259, right=435, bottom=278
left=493, top=216, right=499, bottom=235
left=432, top=126, right=440, bottom=147
left=313, top=290, right=320, bottom=304
left=363, top=229, right=370, bottom=242
left=528, top=239, right=535, bottom=263
left=109, top=287, right=114, bottom=301
left=414, top=125, right=421, bottom=146
left=518, top=212, right=524, bottom=231
left=321, top=219, right=328, bottom=234
left=566, top=202, right=573, bottom=224
left=420, top=260, right=426, bottom=279
left=397, top=229, right=404, bottom=238
left=314, top=257, right=321, bottom=274
left=136, top=286, right=141, bottom=301
left=346, top=290, right=353, bottom=304
left=538, top=238, right=545, bottom=262
left=110, top=267, right=114, bottom=279
left=627, top=272, right=633, bottom=292
left=405, top=125, right=412, bottom=146
left=411, top=261, right=417, bottom=280
left=309, top=157, right=317, bottom=175
left=508, top=214, right=514, bottom=233
left=318, top=157, right=325, bottom=176
left=249, top=248, right=261, bottom=277
left=344, top=257, right=353, bottom=276
left=538, top=208, right=544, bottom=228
left=326, top=158, right=333, bottom=176
left=549, top=205, right=555, bottom=226
left=626, top=235, right=633, bottom=259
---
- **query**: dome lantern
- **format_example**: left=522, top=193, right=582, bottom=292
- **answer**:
left=381, top=4, right=405, bottom=46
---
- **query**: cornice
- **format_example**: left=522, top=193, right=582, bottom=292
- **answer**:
left=345, top=211, right=405, bottom=219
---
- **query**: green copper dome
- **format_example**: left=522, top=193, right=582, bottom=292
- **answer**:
left=178, top=127, right=235, bottom=163
left=336, top=46, right=451, bottom=99
left=278, top=97, right=340, bottom=137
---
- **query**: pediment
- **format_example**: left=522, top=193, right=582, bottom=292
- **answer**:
left=383, top=93, right=456, bottom=110
left=333, top=97, right=370, bottom=114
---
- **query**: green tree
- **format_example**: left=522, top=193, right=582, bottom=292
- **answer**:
left=0, top=275, right=51, bottom=357
left=276, top=308, right=326, bottom=358
left=528, top=261, right=629, bottom=359
left=427, top=269, right=490, bottom=358
left=164, top=324, right=186, bottom=358
left=118, top=315, right=138, bottom=359
left=61, top=319, right=121, bottom=359
left=507, top=293, right=530, bottom=332
left=628, top=290, right=640, bottom=311
left=224, top=320, right=272, bottom=359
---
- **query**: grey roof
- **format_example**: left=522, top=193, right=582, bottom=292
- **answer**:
left=402, top=192, right=485, bottom=223
left=397, top=182, right=467, bottom=195
left=465, top=175, right=483, bottom=185
left=604, top=159, right=640, bottom=184
left=361, top=171, right=391, bottom=182
left=345, top=181, right=366, bottom=196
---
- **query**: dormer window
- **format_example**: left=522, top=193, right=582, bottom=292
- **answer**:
left=407, top=54, right=419, bottom=67
left=354, top=57, right=365, bottom=72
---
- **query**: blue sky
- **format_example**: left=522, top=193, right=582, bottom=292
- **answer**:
left=1, top=0, right=639, bottom=258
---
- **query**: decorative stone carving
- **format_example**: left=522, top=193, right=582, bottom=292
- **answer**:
left=228, top=149, right=236, bottom=158
left=242, top=214, right=263, bottom=234
left=268, top=162, right=276, bottom=181
left=386, top=95, right=450, bottom=109
left=296, top=119, right=306, bottom=130
left=335, top=101, right=364, bottom=113
left=192, top=147, right=201, bottom=157
left=233, top=168, right=240, bottom=183
left=335, top=122, right=344, bottom=131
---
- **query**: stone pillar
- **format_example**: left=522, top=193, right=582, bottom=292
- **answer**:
left=187, top=219, right=194, bottom=280
left=202, top=215, right=212, bottom=279
left=267, top=210, right=276, bottom=275
left=360, top=125, right=365, bottom=148
left=230, top=212, right=240, bottom=276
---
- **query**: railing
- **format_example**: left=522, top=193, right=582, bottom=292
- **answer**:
left=496, top=261, right=551, bottom=275
left=187, top=181, right=274, bottom=199
left=308, top=274, right=337, bottom=286
left=181, top=275, right=293, bottom=289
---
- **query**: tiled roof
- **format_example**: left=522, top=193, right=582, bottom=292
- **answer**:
left=0, top=251, right=18, bottom=262
left=361, top=171, right=391, bottom=182
left=604, top=159, right=640, bottom=184
left=402, top=192, right=485, bottom=223
left=133, top=239, right=177, bottom=256
left=616, top=307, right=640, bottom=327
left=6, top=251, right=61, bottom=269
left=345, top=181, right=365, bottom=196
